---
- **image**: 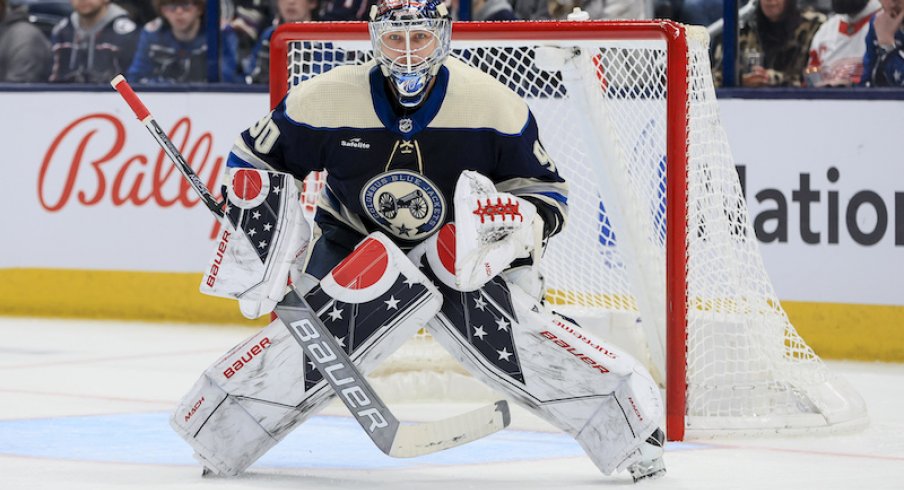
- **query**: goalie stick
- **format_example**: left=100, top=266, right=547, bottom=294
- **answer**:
left=110, top=76, right=224, bottom=219
left=110, top=75, right=511, bottom=458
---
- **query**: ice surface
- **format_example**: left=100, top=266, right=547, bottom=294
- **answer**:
left=1, top=317, right=901, bottom=489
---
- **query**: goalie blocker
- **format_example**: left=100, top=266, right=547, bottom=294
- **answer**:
left=201, top=167, right=310, bottom=319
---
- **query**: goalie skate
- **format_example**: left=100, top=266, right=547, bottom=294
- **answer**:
left=627, top=428, right=666, bottom=482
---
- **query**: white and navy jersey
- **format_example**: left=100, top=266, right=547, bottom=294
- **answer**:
left=228, top=57, right=568, bottom=258
left=861, top=17, right=904, bottom=87
left=807, top=3, right=880, bottom=86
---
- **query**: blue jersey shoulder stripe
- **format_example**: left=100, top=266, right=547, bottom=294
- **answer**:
left=226, top=152, right=255, bottom=168
left=537, top=191, right=568, bottom=204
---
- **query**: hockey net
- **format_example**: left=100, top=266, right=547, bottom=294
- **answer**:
left=268, top=20, right=867, bottom=440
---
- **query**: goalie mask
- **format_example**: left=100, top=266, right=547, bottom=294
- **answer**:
left=369, top=0, right=452, bottom=108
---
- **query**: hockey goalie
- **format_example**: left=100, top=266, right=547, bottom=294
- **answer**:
left=169, top=0, right=666, bottom=482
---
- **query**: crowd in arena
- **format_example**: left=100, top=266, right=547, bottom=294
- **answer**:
left=0, top=0, right=901, bottom=86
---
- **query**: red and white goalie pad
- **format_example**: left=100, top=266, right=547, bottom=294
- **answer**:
left=421, top=272, right=663, bottom=476
left=174, top=232, right=443, bottom=476
left=201, top=168, right=310, bottom=319
left=453, top=171, right=544, bottom=291
left=412, top=227, right=665, bottom=477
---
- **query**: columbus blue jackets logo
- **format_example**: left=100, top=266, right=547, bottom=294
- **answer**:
left=361, top=170, right=445, bottom=241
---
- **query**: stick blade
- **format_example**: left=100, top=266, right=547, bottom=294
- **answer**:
left=387, top=400, right=511, bottom=458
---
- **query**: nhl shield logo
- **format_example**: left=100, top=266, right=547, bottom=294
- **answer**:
left=361, top=170, right=445, bottom=241
left=399, top=118, right=413, bottom=133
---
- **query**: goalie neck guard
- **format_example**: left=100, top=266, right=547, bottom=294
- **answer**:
left=369, top=0, right=451, bottom=108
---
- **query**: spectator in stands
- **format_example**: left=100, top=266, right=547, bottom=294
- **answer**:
left=548, top=0, right=649, bottom=20
left=510, top=0, right=549, bottom=19
left=802, top=0, right=833, bottom=12
left=319, top=0, right=370, bottom=20
left=24, top=0, right=74, bottom=38
left=49, top=0, right=140, bottom=83
left=651, top=0, right=681, bottom=20
left=229, top=0, right=274, bottom=74
left=712, top=0, right=825, bottom=87
left=127, top=0, right=241, bottom=83
left=115, top=0, right=157, bottom=25
left=473, top=0, right=518, bottom=20
left=0, top=0, right=52, bottom=82
left=444, top=0, right=544, bottom=21
left=665, top=0, right=751, bottom=29
left=860, top=0, right=904, bottom=86
left=675, top=0, right=723, bottom=26
left=806, top=0, right=881, bottom=86
left=246, top=0, right=318, bottom=84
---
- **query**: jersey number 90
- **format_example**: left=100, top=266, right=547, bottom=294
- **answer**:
left=533, top=140, right=557, bottom=173
left=249, top=112, right=281, bottom=154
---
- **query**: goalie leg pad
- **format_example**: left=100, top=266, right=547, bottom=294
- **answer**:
left=574, top=366, right=664, bottom=475
left=172, top=369, right=281, bottom=476
left=418, top=253, right=662, bottom=476
left=172, top=232, right=442, bottom=476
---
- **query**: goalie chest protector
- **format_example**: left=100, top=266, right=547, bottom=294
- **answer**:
left=233, top=57, right=565, bottom=248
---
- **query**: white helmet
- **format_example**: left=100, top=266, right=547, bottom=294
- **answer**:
left=369, top=0, right=452, bottom=108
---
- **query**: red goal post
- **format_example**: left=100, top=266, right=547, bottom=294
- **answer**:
left=267, top=20, right=866, bottom=442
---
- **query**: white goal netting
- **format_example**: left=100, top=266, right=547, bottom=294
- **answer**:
left=273, top=21, right=867, bottom=439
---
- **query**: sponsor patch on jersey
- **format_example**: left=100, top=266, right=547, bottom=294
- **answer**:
left=361, top=170, right=445, bottom=242
left=341, top=137, right=370, bottom=149
left=113, top=17, right=137, bottom=35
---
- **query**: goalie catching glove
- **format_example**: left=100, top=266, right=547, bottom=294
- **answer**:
left=200, top=168, right=310, bottom=319
left=453, top=171, right=545, bottom=291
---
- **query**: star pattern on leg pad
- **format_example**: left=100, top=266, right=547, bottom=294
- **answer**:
left=327, top=306, right=343, bottom=321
